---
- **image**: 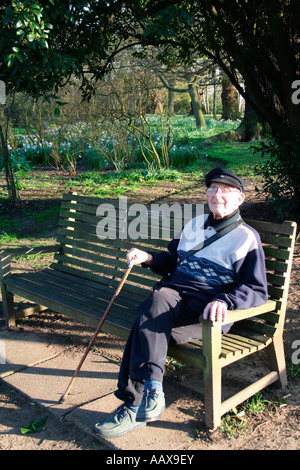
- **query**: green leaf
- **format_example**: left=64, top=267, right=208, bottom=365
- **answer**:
left=7, top=55, right=14, bottom=67
left=15, top=20, right=24, bottom=29
left=55, top=100, right=68, bottom=106
left=29, top=4, right=42, bottom=10
left=20, top=427, right=31, bottom=435
left=15, top=53, right=24, bottom=63
left=29, top=21, right=37, bottom=32
left=27, top=32, right=36, bottom=42
left=20, top=417, right=47, bottom=435
left=42, top=39, right=49, bottom=49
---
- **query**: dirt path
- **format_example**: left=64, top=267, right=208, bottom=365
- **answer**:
left=0, top=381, right=108, bottom=450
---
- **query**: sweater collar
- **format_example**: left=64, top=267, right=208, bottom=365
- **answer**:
left=208, top=209, right=241, bottom=229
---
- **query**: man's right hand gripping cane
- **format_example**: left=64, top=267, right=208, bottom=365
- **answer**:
left=126, top=248, right=153, bottom=267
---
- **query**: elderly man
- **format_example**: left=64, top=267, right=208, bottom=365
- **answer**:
left=94, top=168, right=268, bottom=438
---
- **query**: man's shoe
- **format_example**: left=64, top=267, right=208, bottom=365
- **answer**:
left=94, top=404, right=146, bottom=438
left=136, top=388, right=165, bottom=422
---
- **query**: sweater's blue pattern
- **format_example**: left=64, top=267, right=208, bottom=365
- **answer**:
left=177, top=250, right=234, bottom=286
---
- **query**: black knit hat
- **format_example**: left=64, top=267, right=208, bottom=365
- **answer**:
left=205, top=168, right=244, bottom=192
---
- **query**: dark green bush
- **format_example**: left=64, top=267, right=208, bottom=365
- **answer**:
left=254, top=130, right=300, bottom=221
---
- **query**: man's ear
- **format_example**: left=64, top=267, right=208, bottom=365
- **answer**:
left=238, top=192, right=245, bottom=206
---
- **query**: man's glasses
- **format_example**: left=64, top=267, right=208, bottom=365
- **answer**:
left=206, top=187, right=241, bottom=195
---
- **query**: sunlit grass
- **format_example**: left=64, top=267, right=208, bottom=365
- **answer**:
left=3, top=115, right=262, bottom=175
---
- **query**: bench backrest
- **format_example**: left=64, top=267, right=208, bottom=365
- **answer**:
left=54, top=193, right=166, bottom=300
left=54, top=193, right=297, bottom=335
left=239, top=218, right=297, bottom=336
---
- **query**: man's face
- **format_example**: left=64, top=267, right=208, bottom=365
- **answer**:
left=206, top=182, right=245, bottom=219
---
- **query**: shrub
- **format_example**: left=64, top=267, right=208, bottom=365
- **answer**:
left=254, top=130, right=300, bottom=221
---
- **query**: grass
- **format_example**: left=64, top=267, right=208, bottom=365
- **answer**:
left=220, top=391, right=285, bottom=438
left=9, top=138, right=260, bottom=187
left=0, top=232, right=19, bottom=244
left=199, top=142, right=262, bottom=171
left=289, top=362, right=300, bottom=378
left=3, top=115, right=264, bottom=176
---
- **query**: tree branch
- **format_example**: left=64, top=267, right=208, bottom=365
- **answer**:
left=158, top=74, right=188, bottom=92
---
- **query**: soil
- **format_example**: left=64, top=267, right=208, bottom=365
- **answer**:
left=0, top=167, right=299, bottom=451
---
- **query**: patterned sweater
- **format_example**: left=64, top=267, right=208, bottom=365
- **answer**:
left=147, top=211, right=268, bottom=312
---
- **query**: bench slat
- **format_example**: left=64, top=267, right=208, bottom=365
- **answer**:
left=52, top=262, right=154, bottom=297
left=244, top=219, right=296, bottom=236
left=265, top=258, right=290, bottom=273
left=263, top=246, right=290, bottom=261
left=5, top=272, right=138, bottom=327
left=266, top=272, right=286, bottom=287
left=259, top=233, right=294, bottom=247
left=36, top=270, right=142, bottom=311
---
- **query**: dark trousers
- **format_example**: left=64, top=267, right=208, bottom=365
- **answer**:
left=115, top=286, right=210, bottom=406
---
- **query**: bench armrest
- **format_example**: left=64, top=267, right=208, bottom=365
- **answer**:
left=200, top=299, right=277, bottom=328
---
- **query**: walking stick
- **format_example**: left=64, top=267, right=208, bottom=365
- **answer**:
left=59, top=264, right=133, bottom=402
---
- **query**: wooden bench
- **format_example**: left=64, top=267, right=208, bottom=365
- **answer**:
left=0, top=193, right=297, bottom=430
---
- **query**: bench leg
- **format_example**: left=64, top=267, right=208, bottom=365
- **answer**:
left=266, top=334, right=288, bottom=388
left=1, top=284, right=16, bottom=327
left=0, top=251, right=15, bottom=327
left=202, top=323, right=222, bottom=430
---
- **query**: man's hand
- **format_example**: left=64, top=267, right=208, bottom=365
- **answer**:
left=126, top=248, right=153, bottom=267
left=203, top=300, right=228, bottom=323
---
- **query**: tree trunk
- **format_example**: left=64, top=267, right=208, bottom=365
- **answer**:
left=158, top=74, right=206, bottom=128
left=153, top=89, right=163, bottom=114
left=0, top=125, right=19, bottom=208
left=212, top=66, right=218, bottom=118
left=167, top=78, right=175, bottom=115
left=188, top=83, right=206, bottom=128
left=204, top=90, right=265, bottom=142
left=234, top=96, right=265, bottom=141
left=221, top=73, right=240, bottom=120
